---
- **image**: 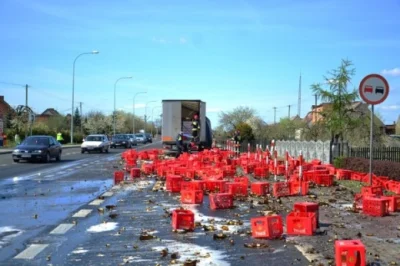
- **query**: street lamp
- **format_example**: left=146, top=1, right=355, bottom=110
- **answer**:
left=71, top=50, right=99, bottom=144
left=144, top=101, right=157, bottom=133
left=150, top=106, right=162, bottom=136
left=132, top=91, right=147, bottom=134
left=113, top=76, right=132, bottom=135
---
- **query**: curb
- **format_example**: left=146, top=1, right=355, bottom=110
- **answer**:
left=0, top=145, right=81, bottom=155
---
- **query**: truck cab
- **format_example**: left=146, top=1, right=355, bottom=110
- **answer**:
left=162, top=100, right=212, bottom=153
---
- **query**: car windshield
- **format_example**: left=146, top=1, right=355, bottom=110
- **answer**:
left=22, top=137, right=49, bottom=146
left=86, top=136, right=103, bottom=142
left=136, top=134, right=143, bottom=138
left=113, top=135, right=127, bottom=140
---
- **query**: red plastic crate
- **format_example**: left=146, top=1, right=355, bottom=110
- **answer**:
left=254, top=167, right=269, bottom=178
left=141, top=164, right=154, bottom=175
left=381, top=195, right=400, bottom=212
left=361, top=186, right=383, bottom=197
left=209, top=193, right=233, bottom=210
left=251, top=182, right=270, bottom=196
left=114, top=171, right=125, bottom=184
left=156, top=166, right=168, bottom=178
left=311, top=159, right=321, bottom=165
left=184, top=169, right=195, bottom=179
left=181, top=190, right=204, bottom=204
left=351, top=172, right=366, bottom=182
left=166, top=175, right=183, bottom=193
left=334, top=240, right=366, bottom=266
left=336, top=169, right=352, bottom=180
left=130, top=168, right=141, bottom=178
left=276, top=165, right=286, bottom=175
left=273, top=182, right=291, bottom=198
left=242, top=164, right=255, bottom=174
left=233, top=177, right=249, bottom=188
left=294, top=202, right=319, bottom=228
left=286, top=211, right=316, bottom=236
left=362, top=197, right=389, bottom=217
left=251, top=215, right=283, bottom=239
left=290, top=181, right=309, bottom=196
left=226, top=182, right=248, bottom=197
left=172, top=209, right=195, bottom=230
left=314, top=174, right=334, bottom=186
left=205, top=180, right=226, bottom=193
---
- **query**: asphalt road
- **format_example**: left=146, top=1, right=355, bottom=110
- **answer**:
left=0, top=142, right=309, bottom=266
left=0, top=142, right=159, bottom=266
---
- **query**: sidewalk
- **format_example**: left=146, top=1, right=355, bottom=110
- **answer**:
left=0, top=144, right=81, bottom=154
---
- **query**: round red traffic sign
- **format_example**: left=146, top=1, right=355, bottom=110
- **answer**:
left=358, top=74, right=389, bottom=105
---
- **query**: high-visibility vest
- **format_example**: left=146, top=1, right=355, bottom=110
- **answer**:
left=57, top=133, right=63, bottom=141
left=192, top=121, right=200, bottom=131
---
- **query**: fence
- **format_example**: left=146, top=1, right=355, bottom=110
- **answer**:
left=275, top=140, right=331, bottom=164
left=349, top=147, right=400, bottom=162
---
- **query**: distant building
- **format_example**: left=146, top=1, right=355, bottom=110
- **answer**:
left=381, top=122, right=396, bottom=135
left=36, top=108, right=62, bottom=123
left=0, top=96, right=13, bottom=119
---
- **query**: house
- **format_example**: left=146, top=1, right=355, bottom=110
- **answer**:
left=0, top=96, right=14, bottom=134
left=36, top=108, right=62, bottom=123
left=381, top=122, right=396, bottom=135
left=304, top=101, right=384, bottom=127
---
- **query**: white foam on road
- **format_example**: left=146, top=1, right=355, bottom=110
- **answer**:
left=102, top=192, right=113, bottom=197
left=153, top=241, right=230, bottom=266
left=123, top=180, right=155, bottom=191
left=89, top=199, right=104, bottom=206
left=0, top=226, right=24, bottom=248
left=14, top=244, right=49, bottom=260
left=87, top=222, right=118, bottom=233
left=72, top=209, right=93, bottom=218
left=50, top=224, right=75, bottom=235
left=71, top=248, right=89, bottom=254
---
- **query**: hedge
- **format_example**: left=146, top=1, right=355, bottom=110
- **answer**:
left=341, top=157, right=400, bottom=181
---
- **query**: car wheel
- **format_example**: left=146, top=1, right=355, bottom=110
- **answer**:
left=100, top=147, right=104, bottom=153
left=81, top=149, right=85, bottom=154
left=13, top=159, right=19, bottom=163
left=43, top=152, right=51, bottom=163
left=105, top=147, right=109, bottom=153
left=56, top=151, right=61, bottom=161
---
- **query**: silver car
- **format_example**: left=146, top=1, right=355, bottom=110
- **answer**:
left=127, top=134, right=138, bottom=146
left=135, top=133, right=146, bottom=144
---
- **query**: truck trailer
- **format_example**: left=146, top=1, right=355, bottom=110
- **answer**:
left=162, top=100, right=212, bottom=153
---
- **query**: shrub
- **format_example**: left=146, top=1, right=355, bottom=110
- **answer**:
left=333, top=156, right=345, bottom=169
left=342, top=157, right=400, bottom=181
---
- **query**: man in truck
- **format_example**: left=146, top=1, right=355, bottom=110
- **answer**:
left=192, top=114, right=200, bottom=142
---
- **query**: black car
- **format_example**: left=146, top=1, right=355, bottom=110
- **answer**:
left=12, top=135, right=62, bottom=163
left=145, top=133, right=153, bottom=143
left=110, top=134, right=132, bottom=148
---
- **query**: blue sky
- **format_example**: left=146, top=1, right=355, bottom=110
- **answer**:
left=1, top=0, right=400, bottom=128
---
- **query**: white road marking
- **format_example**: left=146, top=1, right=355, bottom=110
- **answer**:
left=102, top=192, right=113, bottom=197
left=44, top=174, right=55, bottom=178
left=66, top=153, right=71, bottom=155
left=72, top=209, right=93, bottom=218
left=89, top=199, right=104, bottom=206
left=0, top=164, right=7, bottom=167
left=294, top=244, right=324, bottom=262
left=14, top=244, right=49, bottom=260
left=50, top=223, right=75, bottom=235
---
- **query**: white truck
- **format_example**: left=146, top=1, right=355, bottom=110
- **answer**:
left=162, top=100, right=212, bottom=152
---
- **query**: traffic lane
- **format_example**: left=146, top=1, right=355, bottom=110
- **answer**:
left=0, top=143, right=158, bottom=180
left=0, top=142, right=161, bottom=263
left=12, top=180, right=308, bottom=266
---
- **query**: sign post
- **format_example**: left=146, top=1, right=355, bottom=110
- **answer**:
left=358, top=74, right=390, bottom=186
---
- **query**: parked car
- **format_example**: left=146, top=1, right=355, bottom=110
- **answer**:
left=12, top=135, right=62, bottom=163
left=135, top=133, right=146, bottom=144
left=145, top=133, right=153, bottom=143
left=81, top=134, right=110, bottom=153
left=127, top=134, right=138, bottom=146
left=111, top=134, right=132, bottom=148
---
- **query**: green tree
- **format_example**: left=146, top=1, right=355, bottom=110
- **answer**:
left=218, top=106, right=256, bottom=132
left=73, top=107, right=81, bottom=129
left=311, top=59, right=360, bottom=141
left=5, top=110, right=13, bottom=129
left=235, top=122, right=255, bottom=141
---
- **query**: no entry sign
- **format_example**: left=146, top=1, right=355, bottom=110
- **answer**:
left=359, top=74, right=389, bottom=105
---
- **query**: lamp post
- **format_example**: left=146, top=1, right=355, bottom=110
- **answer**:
left=144, top=101, right=156, bottom=133
left=113, top=76, right=132, bottom=135
left=132, top=91, right=147, bottom=134
left=150, top=106, right=162, bottom=136
left=71, top=50, right=99, bottom=144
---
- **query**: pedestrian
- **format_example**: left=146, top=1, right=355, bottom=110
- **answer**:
left=56, top=132, right=64, bottom=143
left=176, top=131, right=185, bottom=158
left=14, top=133, right=21, bottom=145
left=192, top=114, right=200, bottom=142
left=232, top=129, right=241, bottom=143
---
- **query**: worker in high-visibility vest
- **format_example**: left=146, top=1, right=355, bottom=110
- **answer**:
left=56, top=132, right=64, bottom=143
left=176, top=131, right=185, bottom=158
left=192, top=114, right=200, bottom=142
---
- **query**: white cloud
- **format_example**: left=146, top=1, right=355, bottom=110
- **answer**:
left=179, top=37, right=187, bottom=44
left=381, top=68, right=400, bottom=77
left=379, top=105, right=400, bottom=110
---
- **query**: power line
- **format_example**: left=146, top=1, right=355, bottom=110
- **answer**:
left=0, top=81, right=25, bottom=87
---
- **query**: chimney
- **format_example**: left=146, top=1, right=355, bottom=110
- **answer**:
left=0, top=96, right=4, bottom=101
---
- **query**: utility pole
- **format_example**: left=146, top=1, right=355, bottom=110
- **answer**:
left=25, top=84, right=29, bottom=107
left=313, top=94, right=318, bottom=122
left=79, top=102, right=83, bottom=134
left=288, top=105, right=291, bottom=118
left=297, top=72, right=302, bottom=117
left=273, top=107, right=277, bottom=124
